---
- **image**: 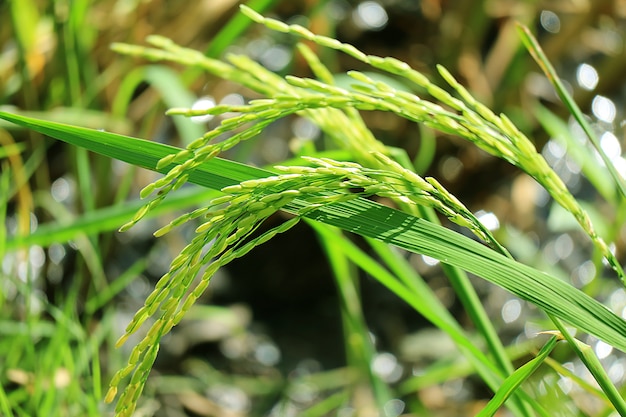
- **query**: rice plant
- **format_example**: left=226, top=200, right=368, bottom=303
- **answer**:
left=2, top=4, right=625, bottom=417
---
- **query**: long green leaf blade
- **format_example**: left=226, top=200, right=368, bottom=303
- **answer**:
left=6, top=186, right=218, bottom=249
left=3, top=111, right=626, bottom=354
left=553, top=320, right=626, bottom=416
left=476, top=335, right=558, bottom=417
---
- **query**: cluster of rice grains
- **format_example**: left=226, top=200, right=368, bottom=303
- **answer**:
left=106, top=154, right=509, bottom=415
left=106, top=6, right=624, bottom=416
left=106, top=180, right=302, bottom=415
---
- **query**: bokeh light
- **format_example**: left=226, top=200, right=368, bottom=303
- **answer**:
left=540, top=10, right=561, bottom=33
left=576, top=63, right=598, bottom=91
left=190, top=96, right=215, bottom=123
left=353, top=1, right=388, bottom=31
left=591, top=95, right=616, bottom=123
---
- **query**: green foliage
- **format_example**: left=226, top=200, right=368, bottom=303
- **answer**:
left=2, top=4, right=626, bottom=417
left=7, top=100, right=625, bottom=417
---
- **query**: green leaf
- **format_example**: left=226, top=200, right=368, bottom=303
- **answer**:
left=476, top=335, right=558, bottom=417
left=6, top=186, right=218, bottom=250
left=553, top=321, right=626, bottom=416
left=9, top=0, right=40, bottom=54
left=113, top=65, right=206, bottom=145
left=3, top=110, right=626, bottom=355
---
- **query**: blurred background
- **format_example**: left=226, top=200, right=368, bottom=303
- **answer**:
left=2, top=1, right=626, bottom=416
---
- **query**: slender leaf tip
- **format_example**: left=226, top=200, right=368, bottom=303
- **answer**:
left=537, top=330, right=565, bottom=341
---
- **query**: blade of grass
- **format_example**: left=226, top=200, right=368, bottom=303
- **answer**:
left=90, top=333, right=103, bottom=408
left=310, top=222, right=532, bottom=417
left=366, top=235, right=516, bottom=375
left=9, top=0, right=39, bottom=53
left=385, top=149, right=528, bottom=414
left=543, top=357, right=609, bottom=405
left=398, top=339, right=537, bottom=395
left=9, top=0, right=40, bottom=109
left=85, top=257, right=148, bottom=315
left=0, top=142, right=26, bottom=158
left=552, top=320, right=626, bottom=416
left=517, top=22, right=626, bottom=200
left=33, top=192, right=107, bottom=292
left=5, top=137, right=44, bottom=204
left=476, top=335, right=558, bottom=417
left=413, top=124, right=437, bottom=175
left=2, top=111, right=626, bottom=354
left=0, top=129, right=34, bottom=233
left=309, top=222, right=497, bottom=360
left=75, top=145, right=97, bottom=212
left=6, top=186, right=219, bottom=250
left=0, top=384, right=11, bottom=417
left=7, top=150, right=350, bottom=250
left=0, top=162, right=10, bottom=261
left=300, top=390, right=350, bottom=417
left=74, top=148, right=98, bottom=258
left=113, top=65, right=206, bottom=145
left=315, top=225, right=392, bottom=413
left=420, top=201, right=519, bottom=372
left=0, top=108, right=132, bottom=133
